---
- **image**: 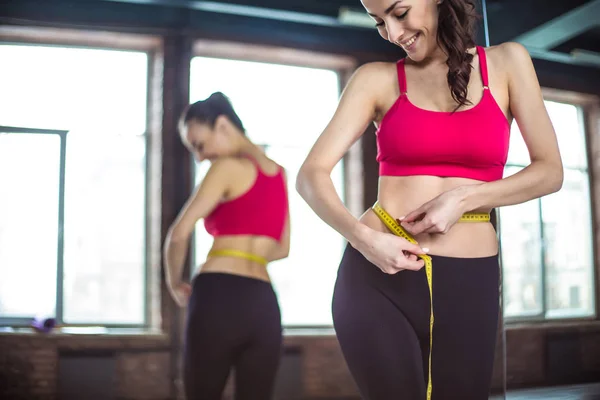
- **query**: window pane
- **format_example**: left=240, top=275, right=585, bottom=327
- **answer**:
left=506, top=121, right=530, bottom=167
left=0, top=45, right=147, bottom=133
left=542, top=169, right=594, bottom=318
left=189, top=57, right=344, bottom=326
left=193, top=161, right=212, bottom=274
left=0, top=45, right=148, bottom=325
left=63, top=134, right=146, bottom=324
left=189, top=57, right=340, bottom=148
left=500, top=167, right=544, bottom=318
left=266, top=146, right=345, bottom=326
left=0, top=133, right=60, bottom=318
left=507, top=101, right=586, bottom=170
left=545, top=101, right=586, bottom=170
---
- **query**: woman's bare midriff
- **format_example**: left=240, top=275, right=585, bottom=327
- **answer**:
left=195, top=235, right=278, bottom=283
left=359, top=175, right=499, bottom=258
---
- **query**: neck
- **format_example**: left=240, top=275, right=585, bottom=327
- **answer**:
left=421, top=45, right=449, bottom=66
left=236, top=136, right=263, bottom=159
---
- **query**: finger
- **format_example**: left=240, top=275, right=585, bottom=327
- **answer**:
left=402, top=219, right=431, bottom=236
left=423, top=224, right=444, bottom=234
left=400, top=207, right=426, bottom=223
left=382, top=264, right=404, bottom=274
left=403, top=241, right=429, bottom=255
left=403, top=258, right=425, bottom=271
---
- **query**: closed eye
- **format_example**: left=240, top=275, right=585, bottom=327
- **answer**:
left=396, top=10, right=409, bottom=20
left=375, top=10, right=409, bottom=28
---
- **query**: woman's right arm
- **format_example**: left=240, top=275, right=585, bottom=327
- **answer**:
left=296, top=63, right=425, bottom=273
left=296, top=64, right=374, bottom=247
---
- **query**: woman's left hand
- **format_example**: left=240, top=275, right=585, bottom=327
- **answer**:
left=399, top=187, right=469, bottom=236
left=169, top=282, right=192, bottom=308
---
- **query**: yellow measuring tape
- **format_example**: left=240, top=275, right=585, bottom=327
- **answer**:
left=371, top=201, right=489, bottom=400
left=207, top=249, right=268, bottom=266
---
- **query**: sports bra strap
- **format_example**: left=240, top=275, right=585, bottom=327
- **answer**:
left=397, top=59, right=408, bottom=95
left=476, top=46, right=489, bottom=89
left=242, top=154, right=265, bottom=173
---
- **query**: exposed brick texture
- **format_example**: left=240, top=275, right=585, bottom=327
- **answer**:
left=116, top=352, right=171, bottom=400
left=2, top=322, right=600, bottom=399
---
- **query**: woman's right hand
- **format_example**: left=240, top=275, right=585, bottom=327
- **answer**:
left=353, top=227, right=427, bottom=274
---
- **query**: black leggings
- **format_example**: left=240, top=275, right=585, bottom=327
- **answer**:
left=183, top=273, right=282, bottom=400
left=332, top=245, right=500, bottom=400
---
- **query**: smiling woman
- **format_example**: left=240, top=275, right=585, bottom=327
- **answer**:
left=296, top=0, right=563, bottom=399
left=367, top=0, right=480, bottom=111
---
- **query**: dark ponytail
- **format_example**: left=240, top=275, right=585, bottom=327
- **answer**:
left=181, top=92, right=246, bottom=134
left=436, top=0, right=479, bottom=111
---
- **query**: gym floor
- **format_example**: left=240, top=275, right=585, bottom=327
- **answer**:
left=489, top=383, right=600, bottom=400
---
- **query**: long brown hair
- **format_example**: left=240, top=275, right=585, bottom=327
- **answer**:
left=436, top=0, right=479, bottom=111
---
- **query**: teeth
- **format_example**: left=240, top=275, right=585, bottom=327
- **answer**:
left=403, top=34, right=418, bottom=47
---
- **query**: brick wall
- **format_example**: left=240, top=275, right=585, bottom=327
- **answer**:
left=0, top=332, right=171, bottom=400
left=3, top=323, right=599, bottom=400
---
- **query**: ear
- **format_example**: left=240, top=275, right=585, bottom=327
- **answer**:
left=214, top=114, right=229, bottom=133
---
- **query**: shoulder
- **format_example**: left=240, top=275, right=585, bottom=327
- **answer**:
left=485, top=42, right=534, bottom=76
left=345, top=61, right=401, bottom=113
left=347, top=61, right=399, bottom=91
left=353, top=61, right=397, bottom=83
left=205, top=156, right=246, bottom=178
left=489, top=42, right=531, bottom=62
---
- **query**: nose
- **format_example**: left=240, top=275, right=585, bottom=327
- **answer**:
left=194, top=151, right=205, bottom=162
left=386, top=22, right=405, bottom=45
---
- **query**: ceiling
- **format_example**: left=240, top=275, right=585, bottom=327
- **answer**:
left=96, top=0, right=600, bottom=66
left=3, top=0, right=600, bottom=67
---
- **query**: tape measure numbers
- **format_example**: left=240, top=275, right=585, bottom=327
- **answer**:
left=371, top=201, right=490, bottom=400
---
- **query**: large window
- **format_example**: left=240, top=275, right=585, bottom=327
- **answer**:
left=500, top=99, right=595, bottom=320
left=0, top=44, right=149, bottom=326
left=189, top=55, right=346, bottom=327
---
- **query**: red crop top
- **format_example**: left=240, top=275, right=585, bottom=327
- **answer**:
left=376, top=46, right=510, bottom=182
left=204, top=157, right=288, bottom=241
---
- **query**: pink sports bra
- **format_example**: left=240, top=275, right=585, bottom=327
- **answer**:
left=204, top=157, right=288, bottom=241
left=376, top=46, right=510, bottom=182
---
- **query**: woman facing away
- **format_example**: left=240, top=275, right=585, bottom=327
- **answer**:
left=163, top=92, right=290, bottom=400
left=297, top=0, right=563, bottom=399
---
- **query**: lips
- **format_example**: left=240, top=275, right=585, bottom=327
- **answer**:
left=400, top=33, right=419, bottom=50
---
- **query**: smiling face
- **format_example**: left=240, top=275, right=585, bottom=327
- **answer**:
left=362, top=0, right=442, bottom=62
left=179, top=116, right=238, bottom=162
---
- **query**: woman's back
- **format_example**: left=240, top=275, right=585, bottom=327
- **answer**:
left=200, top=153, right=289, bottom=282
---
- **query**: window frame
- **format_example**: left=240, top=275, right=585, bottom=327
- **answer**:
left=500, top=88, right=600, bottom=324
left=188, top=40, right=360, bottom=330
left=0, top=27, right=163, bottom=328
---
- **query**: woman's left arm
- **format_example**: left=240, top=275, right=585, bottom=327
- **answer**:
left=460, top=42, right=563, bottom=208
left=402, top=42, right=563, bottom=235
left=163, top=158, right=234, bottom=305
